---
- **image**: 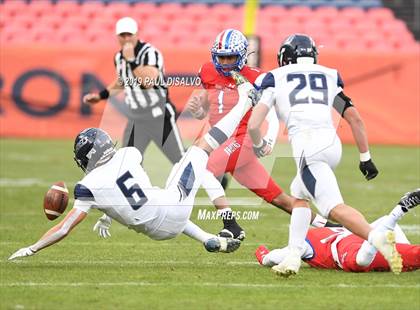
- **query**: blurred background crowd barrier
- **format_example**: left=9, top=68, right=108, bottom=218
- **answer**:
left=0, top=0, right=419, bottom=145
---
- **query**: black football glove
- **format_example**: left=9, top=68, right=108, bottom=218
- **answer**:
left=359, top=159, right=379, bottom=180
left=253, top=139, right=268, bottom=158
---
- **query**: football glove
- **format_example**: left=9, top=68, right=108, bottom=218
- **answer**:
left=253, top=139, right=268, bottom=158
left=93, top=214, right=112, bottom=238
left=359, top=159, right=379, bottom=180
left=8, top=247, right=36, bottom=261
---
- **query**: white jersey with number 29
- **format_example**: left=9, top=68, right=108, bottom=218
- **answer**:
left=257, top=63, right=345, bottom=168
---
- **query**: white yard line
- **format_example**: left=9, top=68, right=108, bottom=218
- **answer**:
left=1, top=282, right=419, bottom=289
left=3, top=260, right=259, bottom=266
left=399, top=225, right=420, bottom=233
left=0, top=178, right=50, bottom=187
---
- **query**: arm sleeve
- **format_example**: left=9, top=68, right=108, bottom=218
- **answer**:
left=333, top=91, right=354, bottom=116
left=73, top=199, right=94, bottom=213
left=264, top=107, right=279, bottom=147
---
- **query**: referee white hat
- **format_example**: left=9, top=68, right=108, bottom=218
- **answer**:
left=116, top=17, right=138, bottom=35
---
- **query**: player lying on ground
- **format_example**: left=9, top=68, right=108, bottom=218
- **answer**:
left=186, top=29, right=339, bottom=241
left=255, top=190, right=420, bottom=272
left=8, top=78, right=260, bottom=261
left=248, top=33, right=402, bottom=276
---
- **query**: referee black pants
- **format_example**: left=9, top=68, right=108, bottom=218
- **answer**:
left=124, top=103, right=185, bottom=164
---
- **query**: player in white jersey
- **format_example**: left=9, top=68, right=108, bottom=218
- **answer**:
left=8, top=79, right=262, bottom=261
left=248, top=34, right=401, bottom=276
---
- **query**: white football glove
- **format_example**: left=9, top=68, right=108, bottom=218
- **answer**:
left=93, top=214, right=112, bottom=238
left=8, top=246, right=36, bottom=261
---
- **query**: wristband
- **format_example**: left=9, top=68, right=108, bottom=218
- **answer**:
left=99, top=89, right=109, bottom=100
left=253, top=140, right=264, bottom=148
left=360, top=151, right=371, bottom=162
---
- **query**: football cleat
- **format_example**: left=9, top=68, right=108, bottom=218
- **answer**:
left=217, top=223, right=246, bottom=241
left=271, top=248, right=302, bottom=278
left=370, top=229, right=402, bottom=274
left=255, top=245, right=270, bottom=265
left=398, top=189, right=420, bottom=212
left=324, top=221, right=343, bottom=228
left=204, top=237, right=241, bottom=253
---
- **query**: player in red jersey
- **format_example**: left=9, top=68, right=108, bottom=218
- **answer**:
left=186, top=29, right=335, bottom=240
left=255, top=189, right=420, bottom=272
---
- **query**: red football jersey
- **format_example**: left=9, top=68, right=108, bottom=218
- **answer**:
left=304, top=227, right=351, bottom=270
left=198, top=62, right=262, bottom=137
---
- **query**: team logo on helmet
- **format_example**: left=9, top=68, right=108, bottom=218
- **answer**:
left=211, top=29, right=249, bottom=76
left=73, top=128, right=116, bottom=173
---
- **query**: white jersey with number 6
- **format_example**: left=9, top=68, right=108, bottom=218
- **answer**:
left=73, top=147, right=207, bottom=240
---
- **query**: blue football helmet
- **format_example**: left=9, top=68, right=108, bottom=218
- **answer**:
left=277, top=34, right=318, bottom=67
left=73, top=128, right=116, bottom=173
left=211, top=29, right=249, bottom=76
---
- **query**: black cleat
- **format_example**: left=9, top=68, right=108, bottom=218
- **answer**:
left=398, top=189, right=420, bottom=212
left=325, top=221, right=343, bottom=228
left=204, top=237, right=241, bottom=253
left=220, top=174, right=230, bottom=190
left=218, top=225, right=246, bottom=241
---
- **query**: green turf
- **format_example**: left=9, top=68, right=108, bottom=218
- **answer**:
left=0, top=139, right=419, bottom=310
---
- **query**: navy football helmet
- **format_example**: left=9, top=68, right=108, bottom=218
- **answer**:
left=73, top=128, right=116, bottom=173
left=277, top=34, right=318, bottom=67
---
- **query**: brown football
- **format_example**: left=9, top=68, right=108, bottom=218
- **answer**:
left=43, top=181, right=69, bottom=220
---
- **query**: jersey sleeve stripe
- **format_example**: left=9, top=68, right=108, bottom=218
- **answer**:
left=337, top=72, right=344, bottom=88
left=260, top=72, right=275, bottom=90
left=74, top=183, right=95, bottom=201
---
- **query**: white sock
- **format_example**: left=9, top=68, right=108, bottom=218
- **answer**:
left=288, top=207, right=311, bottom=254
left=356, top=240, right=377, bottom=267
left=375, top=205, right=406, bottom=231
left=182, top=221, right=214, bottom=243
left=201, top=170, right=226, bottom=201
left=311, top=214, right=328, bottom=228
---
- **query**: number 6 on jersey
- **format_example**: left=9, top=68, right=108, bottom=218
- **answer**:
left=116, top=171, right=148, bottom=210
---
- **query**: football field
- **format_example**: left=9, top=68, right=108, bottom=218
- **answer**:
left=0, top=138, right=419, bottom=310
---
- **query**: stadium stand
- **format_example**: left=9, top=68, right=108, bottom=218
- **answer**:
left=0, top=0, right=418, bottom=51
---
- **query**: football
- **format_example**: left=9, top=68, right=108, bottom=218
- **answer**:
left=43, top=181, right=69, bottom=220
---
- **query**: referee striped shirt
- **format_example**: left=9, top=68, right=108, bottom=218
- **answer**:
left=114, top=40, right=168, bottom=120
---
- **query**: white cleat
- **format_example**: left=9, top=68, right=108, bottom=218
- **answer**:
left=271, top=248, right=302, bottom=278
left=370, top=229, right=402, bottom=274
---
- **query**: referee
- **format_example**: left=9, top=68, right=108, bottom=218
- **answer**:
left=83, top=17, right=185, bottom=164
